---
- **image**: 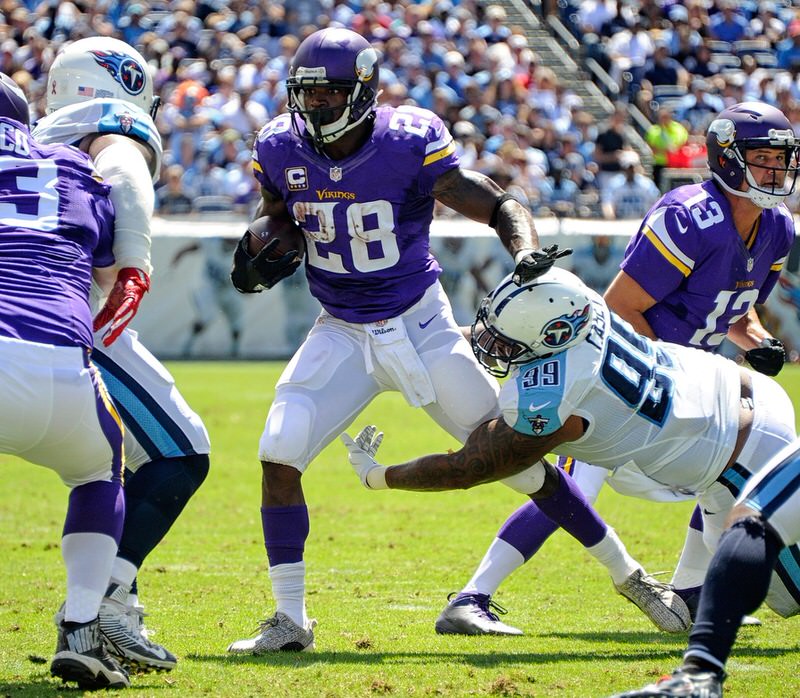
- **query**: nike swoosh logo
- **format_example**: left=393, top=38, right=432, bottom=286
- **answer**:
left=419, top=314, right=438, bottom=329
left=529, top=401, right=551, bottom=411
left=702, top=509, right=715, bottom=516
left=676, top=219, right=688, bottom=234
left=147, top=645, right=169, bottom=660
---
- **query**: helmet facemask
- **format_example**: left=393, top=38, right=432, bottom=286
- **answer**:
left=287, top=73, right=375, bottom=146
left=471, top=298, right=540, bottom=378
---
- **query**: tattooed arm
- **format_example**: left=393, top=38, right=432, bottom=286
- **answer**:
left=432, top=167, right=540, bottom=261
left=382, top=415, right=585, bottom=492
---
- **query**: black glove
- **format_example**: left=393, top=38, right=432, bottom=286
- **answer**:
left=230, top=232, right=301, bottom=293
left=744, top=337, right=786, bottom=377
left=512, top=244, right=573, bottom=285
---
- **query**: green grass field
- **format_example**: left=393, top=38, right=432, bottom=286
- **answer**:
left=1, top=362, right=799, bottom=697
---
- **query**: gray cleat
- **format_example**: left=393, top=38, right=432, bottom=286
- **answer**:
left=227, top=612, right=317, bottom=654
left=435, top=592, right=523, bottom=635
left=615, top=569, right=692, bottom=633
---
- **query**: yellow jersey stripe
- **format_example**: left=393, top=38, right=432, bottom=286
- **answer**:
left=423, top=141, right=456, bottom=167
left=643, top=226, right=692, bottom=276
left=252, top=160, right=263, bottom=174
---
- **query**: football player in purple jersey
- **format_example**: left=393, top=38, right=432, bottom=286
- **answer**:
left=226, top=27, right=680, bottom=653
left=36, top=38, right=211, bottom=672
left=443, top=102, right=800, bottom=638
left=0, top=73, right=128, bottom=690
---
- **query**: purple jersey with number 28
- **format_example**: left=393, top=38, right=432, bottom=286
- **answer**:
left=0, top=117, right=114, bottom=349
left=252, top=104, right=458, bottom=323
left=620, top=180, right=794, bottom=350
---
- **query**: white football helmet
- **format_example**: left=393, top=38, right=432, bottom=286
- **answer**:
left=46, top=37, right=156, bottom=116
left=471, top=267, right=594, bottom=377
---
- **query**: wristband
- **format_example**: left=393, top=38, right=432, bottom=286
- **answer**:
left=366, top=466, right=388, bottom=490
left=489, top=193, right=518, bottom=228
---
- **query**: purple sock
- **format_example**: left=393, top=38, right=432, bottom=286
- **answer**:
left=534, top=468, right=607, bottom=548
left=497, top=501, right=559, bottom=562
left=261, top=505, right=309, bottom=566
left=689, top=503, right=704, bottom=531
left=63, top=480, right=125, bottom=544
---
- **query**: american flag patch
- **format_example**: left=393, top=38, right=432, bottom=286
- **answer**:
left=77, top=85, right=94, bottom=97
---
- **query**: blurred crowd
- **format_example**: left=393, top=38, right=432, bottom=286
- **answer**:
left=1, top=0, right=800, bottom=220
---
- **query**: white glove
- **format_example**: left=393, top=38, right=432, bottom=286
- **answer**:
left=340, top=424, right=387, bottom=489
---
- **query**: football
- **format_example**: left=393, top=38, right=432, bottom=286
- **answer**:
left=248, top=215, right=306, bottom=261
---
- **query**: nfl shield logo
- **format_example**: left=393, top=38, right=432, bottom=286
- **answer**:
left=747, top=257, right=754, bottom=272
left=329, top=166, right=342, bottom=182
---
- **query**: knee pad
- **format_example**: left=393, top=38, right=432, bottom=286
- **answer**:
left=259, top=394, right=316, bottom=472
left=125, top=453, right=208, bottom=510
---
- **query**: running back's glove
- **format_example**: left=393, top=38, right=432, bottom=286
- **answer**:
left=744, top=337, right=786, bottom=376
left=93, top=267, right=150, bottom=347
left=341, top=425, right=387, bottom=489
left=512, top=244, right=573, bottom=285
left=230, top=233, right=301, bottom=293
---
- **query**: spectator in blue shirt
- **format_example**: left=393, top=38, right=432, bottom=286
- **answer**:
left=777, top=21, right=800, bottom=71
left=708, top=0, right=750, bottom=44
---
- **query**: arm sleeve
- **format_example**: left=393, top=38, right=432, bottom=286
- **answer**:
left=92, top=138, right=155, bottom=275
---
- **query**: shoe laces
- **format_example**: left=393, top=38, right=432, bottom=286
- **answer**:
left=447, top=592, right=509, bottom=621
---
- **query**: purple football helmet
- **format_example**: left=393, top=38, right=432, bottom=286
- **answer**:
left=707, top=101, right=800, bottom=208
left=286, top=28, right=380, bottom=146
left=0, top=72, right=29, bottom=127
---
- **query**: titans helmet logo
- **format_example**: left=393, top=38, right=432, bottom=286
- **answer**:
left=541, top=304, right=591, bottom=349
left=89, top=50, right=146, bottom=96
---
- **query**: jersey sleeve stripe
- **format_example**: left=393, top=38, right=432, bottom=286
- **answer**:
left=423, top=140, right=456, bottom=166
left=252, top=159, right=264, bottom=174
left=771, top=261, right=785, bottom=271
left=643, top=226, right=692, bottom=276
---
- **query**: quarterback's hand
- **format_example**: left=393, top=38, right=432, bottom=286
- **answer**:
left=512, top=244, right=573, bottom=285
left=340, top=425, right=387, bottom=489
left=745, top=337, right=786, bottom=376
left=93, top=267, right=150, bottom=346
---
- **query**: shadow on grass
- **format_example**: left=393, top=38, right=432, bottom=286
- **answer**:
left=189, top=642, right=798, bottom=668
left=0, top=678, right=157, bottom=696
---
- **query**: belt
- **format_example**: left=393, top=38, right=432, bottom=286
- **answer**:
left=719, top=368, right=754, bottom=479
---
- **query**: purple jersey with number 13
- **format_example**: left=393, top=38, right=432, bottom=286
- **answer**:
left=620, top=180, right=794, bottom=350
left=0, top=117, right=114, bottom=349
left=252, top=104, right=458, bottom=323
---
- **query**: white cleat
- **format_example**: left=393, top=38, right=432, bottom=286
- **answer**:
left=435, top=592, right=523, bottom=635
left=615, top=569, right=692, bottom=633
left=227, top=612, right=316, bottom=654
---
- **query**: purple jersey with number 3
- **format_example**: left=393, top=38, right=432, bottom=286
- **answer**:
left=620, top=180, right=794, bottom=349
left=252, top=105, right=458, bottom=322
left=0, top=117, right=114, bottom=349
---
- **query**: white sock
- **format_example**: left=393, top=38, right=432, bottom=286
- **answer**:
left=110, top=557, right=138, bottom=594
left=671, top=526, right=712, bottom=590
left=269, top=561, right=307, bottom=627
left=462, top=538, right=525, bottom=597
left=62, top=532, right=118, bottom=623
left=585, top=527, right=640, bottom=586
